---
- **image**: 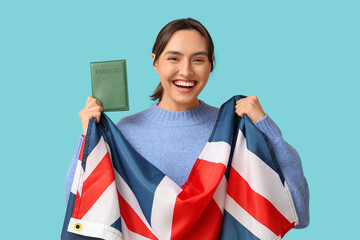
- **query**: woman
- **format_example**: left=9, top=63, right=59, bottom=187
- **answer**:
left=66, top=18, right=309, bottom=229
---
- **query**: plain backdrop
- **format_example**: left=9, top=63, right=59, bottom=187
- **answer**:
left=1, top=0, right=359, bottom=239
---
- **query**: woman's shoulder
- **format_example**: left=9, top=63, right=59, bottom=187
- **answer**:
left=200, top=100, right=219, bottom=112
left=198, top=100, right=220, bottom=118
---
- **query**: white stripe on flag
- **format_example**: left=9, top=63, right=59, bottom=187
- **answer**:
left=83, top=136, right=108, bottom=181
left=213, top=175, right=227, bottom=213
left=114, top=169, right=154, bottom=233
left=151, top=176, right=182, bottom=240
left=199, top=141, right=231, bottom=166
left=71, top=160, right=84, bottom=195
left=82, top=181, right=120, bottom=225
left=225, top=195, right=280, bottom=240
left=284, top=181, right=299, bottom=226
left=68, top=217, right=121, bottom=240
left=113, top=170, right=155, bottom=235
left=121, top=218, right=154, bottom=240
left=232, top=129, right=297, bottom=222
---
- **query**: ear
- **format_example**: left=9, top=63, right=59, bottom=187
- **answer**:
left=212, top=56, right=215, bottom=62
left=152, top=53, right=159, bottom=74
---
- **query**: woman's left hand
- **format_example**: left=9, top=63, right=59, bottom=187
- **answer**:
left=235, top=95, right=266, bottom=123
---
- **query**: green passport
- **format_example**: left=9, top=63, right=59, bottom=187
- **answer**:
left=90, top=59, right=129, bottom=112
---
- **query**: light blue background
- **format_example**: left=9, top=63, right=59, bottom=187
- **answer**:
left=1, top=0, right=359, bottom=239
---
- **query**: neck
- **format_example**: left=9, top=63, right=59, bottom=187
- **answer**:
left=158, top=98, right=201, bottom=111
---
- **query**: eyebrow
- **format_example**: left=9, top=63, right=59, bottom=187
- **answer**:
left=164, top=51, right=208, bottom=56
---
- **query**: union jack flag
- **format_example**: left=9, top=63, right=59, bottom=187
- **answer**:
left=61, top=96, right=298, bottom=240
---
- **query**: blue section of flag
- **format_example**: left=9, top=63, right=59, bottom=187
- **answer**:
left=91, top=114, right=165, bottom=225
left=211, top=96, right=244, bottom=181
left=220, top=210, right=261, bottom=240
left=111, top=217, right=122, bottom=233
left=210, top=96, right=244, bottom=145
left=240, top=114, right=278, bottom=174
left=81, top=118, right=104, bottom=171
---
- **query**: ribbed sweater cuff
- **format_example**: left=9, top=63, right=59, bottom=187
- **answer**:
left=254, top=114, right=282, bottom=142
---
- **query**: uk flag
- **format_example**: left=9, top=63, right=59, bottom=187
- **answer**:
left=61, top=96, right=298, bottom=240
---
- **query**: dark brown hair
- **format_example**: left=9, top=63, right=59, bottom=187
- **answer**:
left=150, top=18, right=215, bottom=101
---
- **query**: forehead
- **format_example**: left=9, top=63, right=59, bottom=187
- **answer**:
left=163, top=30, right=208, bottom=53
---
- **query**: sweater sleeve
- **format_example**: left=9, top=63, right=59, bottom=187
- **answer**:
left=65, top=135, right=84, bottom=204
left=254, top=114, right=310, bottom=229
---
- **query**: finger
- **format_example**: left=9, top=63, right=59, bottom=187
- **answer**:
left=236, top=102, right=252, bottom=115
left=95, top=112, right=101, bottom=123
left=89, top=97, right=101, bottom=106
left=235, top=101, right=249, bottom=112
left=235, top=98, right=249, bottom=108
left=236, top=98, right=246, bottom=106
left=86, top=96, right=95, bottom=105
left=87, top=98, right=102, bottom=109
left=93, top=99, right=103, bottom=111
left=249, top=95, right=259, bottom=102
left=236, top=96, right=253, bottom=103
left=94, top=98, right=102, bottom=106
left=235, top=108, right=246, bottom=117
left=85, top=112, right=101, bottom=122
left=248, top=96, right=262, bottom=109
left=86, top=106, right=103, bottom=113
left=236, top=97, right=258, bottom=110
left=89, top=98, right=99, bottom=108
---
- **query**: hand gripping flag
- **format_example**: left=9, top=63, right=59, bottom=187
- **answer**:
left=61, top=96, right=298, bottom=240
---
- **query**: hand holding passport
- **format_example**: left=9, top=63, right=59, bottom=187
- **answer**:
left=91, top=60, right=129, bottom=112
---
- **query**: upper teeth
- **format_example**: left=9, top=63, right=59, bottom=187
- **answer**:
left=174, top=81, right=195, bottom=87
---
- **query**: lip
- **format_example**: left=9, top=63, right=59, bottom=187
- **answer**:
left=172, top=79, right=197, bottom=93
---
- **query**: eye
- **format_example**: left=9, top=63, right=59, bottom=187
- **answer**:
left=194, top=58, right=205, bottom=62
left=167, top=57, right=179, bottom=61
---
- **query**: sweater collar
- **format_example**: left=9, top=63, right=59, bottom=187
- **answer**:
left=144, top=100, right=218, bottom=127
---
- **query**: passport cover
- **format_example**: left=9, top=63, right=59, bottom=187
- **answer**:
left=91, top=59, right=129, bottom=112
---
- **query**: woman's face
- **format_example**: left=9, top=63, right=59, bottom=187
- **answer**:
left=153, top=30, right=212, bottom=111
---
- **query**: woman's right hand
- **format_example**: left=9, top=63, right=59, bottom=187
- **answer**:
left=79, top=96, right=103, bottom=135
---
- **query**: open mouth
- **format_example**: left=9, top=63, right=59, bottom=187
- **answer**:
left=172, top=80, right=197, bottom=93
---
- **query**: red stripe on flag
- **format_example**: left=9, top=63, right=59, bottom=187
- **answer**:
left=78, top=136, right=86, bottom=161
left=180, top=198, right=223, bottom=240
left=172, top=159, right=226, bottom=239
left=281, top=221, right=296, bottom=238
left=76, top=152, right=115, bottom=219
left=72, top=191, right=82, bottom=219
left=117, top=191, right=158, bottom=240
left=227, top=167, right=293, bottom=236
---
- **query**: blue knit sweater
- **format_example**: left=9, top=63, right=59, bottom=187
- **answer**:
left=65, top=100, right=309, bottom=228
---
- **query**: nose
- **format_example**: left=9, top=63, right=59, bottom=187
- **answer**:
left=179, top=60, right=193, bottom=77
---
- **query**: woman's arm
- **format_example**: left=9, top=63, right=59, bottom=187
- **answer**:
left=235, top=96, right=309, bottom=228
left=254, top=114, right=310, bottom=228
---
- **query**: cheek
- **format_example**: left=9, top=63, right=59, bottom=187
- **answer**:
left=199, top=68, right=211, bottom=81
left=196, top=63, right=211, bottom=76
left=159, top=64, right=176, bottom=79
left=159, top=70, right=175, bottom=87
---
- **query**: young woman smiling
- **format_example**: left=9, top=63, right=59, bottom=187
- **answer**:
left=66, top=18, right=309, bottom=229
left=152, top=29, right=212, bottom=111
